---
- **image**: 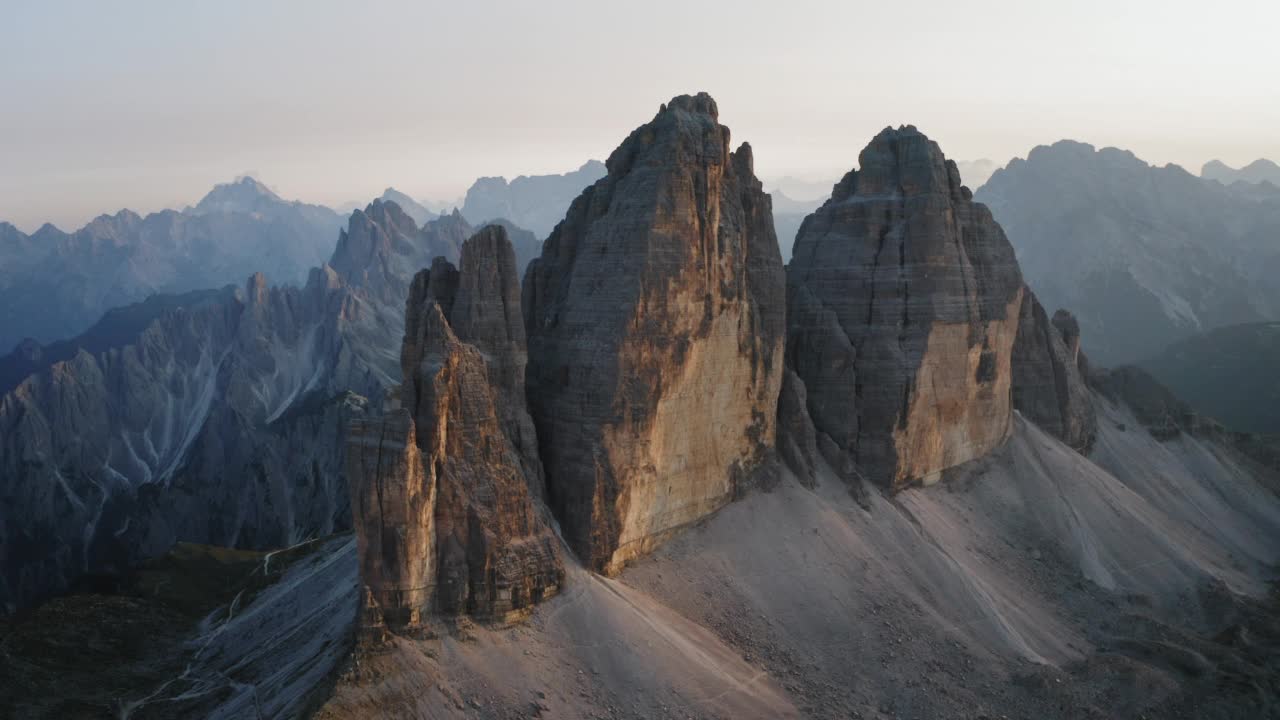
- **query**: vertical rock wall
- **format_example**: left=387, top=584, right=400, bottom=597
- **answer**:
left=348, top=226, right=562, bottom=629
left=523, top=93, right=787, bottom=573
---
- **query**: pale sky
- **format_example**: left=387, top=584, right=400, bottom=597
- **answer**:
left=2, top=0, right=1277, bottom=232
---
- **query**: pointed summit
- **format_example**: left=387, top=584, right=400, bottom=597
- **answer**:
left=324, top=199, right=480, bottom=313
left=193, top=176, right=283, bottom=215
left=460, top=159, right=608, bottom=239
left=378, top=187, right=437, bottom=225
left=523, top=92, right=786, bottom=574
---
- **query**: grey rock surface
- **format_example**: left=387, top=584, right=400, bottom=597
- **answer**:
left=787, top=125, right=1025, bottom=490
left=1011, top=290, right=1097, bottom=450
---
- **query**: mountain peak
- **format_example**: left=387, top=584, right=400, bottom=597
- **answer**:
left=33, top=222, right=65, bottom=237
left=659, top=92, right=719, bottom=120
left=832, top=125, right=962, bottom=202
left=193, top=176, right=282, bottom=215
left=377, top=188, right=436, bottom=225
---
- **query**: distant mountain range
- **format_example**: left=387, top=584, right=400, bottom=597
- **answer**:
left=461, top=160, right=607, bottom=238
left=770, top=190, right=824, bottom=261
left=1141, top=321, right=1280, bottom=434
left=336, top=187, right=453, bottom=226
left=0, top=177, right=344, bottom=353
left=0, top=200, right=501, bottom=610
left=1202, top=158, right=1280, bottom=186
left=977, top=141, right=1280, bottom=366
left=955, top=158, right=999, bottom=188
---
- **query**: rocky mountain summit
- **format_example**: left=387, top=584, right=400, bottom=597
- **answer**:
left=524, top=93, right=786, bottom=574
left=0, top=177, right=345, bottom=352
left=978, top=141, right=1280, bottom=365
left=348, top=226, right=562, bottom=630
left=785, top=126, right=1025, bottom=490
left=190, top=176, right=286, bottom=215
left=376, top=187, right=438, bottom=225
left=461, top=159, right=607, bottom=239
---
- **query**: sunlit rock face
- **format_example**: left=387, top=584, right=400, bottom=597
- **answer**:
left=523, top=93, right=786, bottom=574
left=349, top=226, right=562, bottom=629
left=1011, top=292, right=1097, bottom=451
left=786, top=126, right=1025, bottom=491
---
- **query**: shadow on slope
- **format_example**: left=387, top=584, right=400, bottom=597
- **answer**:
left=316, top=406, right=1280, bottom=719
left=10, top=395, right=1278, bottom=719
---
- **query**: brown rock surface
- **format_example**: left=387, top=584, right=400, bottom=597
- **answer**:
left=1011, top=292, right=1097, bottom=450
left=787, top=125, right=1025, bottom=490
left=347, top=409, right=434, bottom=631
left=347, top=226, right=562, bottom=628
left=523, top=93, right=786, bottom=574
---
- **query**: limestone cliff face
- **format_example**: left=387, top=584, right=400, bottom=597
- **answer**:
left=1011, top=292, right=1097, bottom=451
left=523, top=93, right=786, bottom=574
left=450, top=227, right=543, bottom=489
left=787, top=126, right=1025, bottom=490
left=349, top=226, right=562, bottom=628
left=347, top=409, right=433, bottom=630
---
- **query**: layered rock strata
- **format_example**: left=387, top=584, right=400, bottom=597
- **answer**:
left=523, top=93, right=786, bottom=574
left=786, top=126, right=1025, bottom=490
left=349, top=226, right=562, bottom=629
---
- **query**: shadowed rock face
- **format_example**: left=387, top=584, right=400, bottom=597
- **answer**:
left=523, top=93, right=787, bottom=574
left=776, top=368, right=819, bottom=487
left=787, top=126, right=1025, bottom=490
left=1011, top=291, right=1097, bottom=451
left=329, top=202, right=474, bottom=308
left=0, top=203, right=469, bottom=613
left=349, top=226, right=562, bottom=629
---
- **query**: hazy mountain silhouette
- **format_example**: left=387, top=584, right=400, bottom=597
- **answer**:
left=0, top=177, right=344, bottom=352
left=1202, top=158, right=1280, bottom=186
left=461, top=160, right=607, bottom=238
left=978, top=141, right=1280, bottom=365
